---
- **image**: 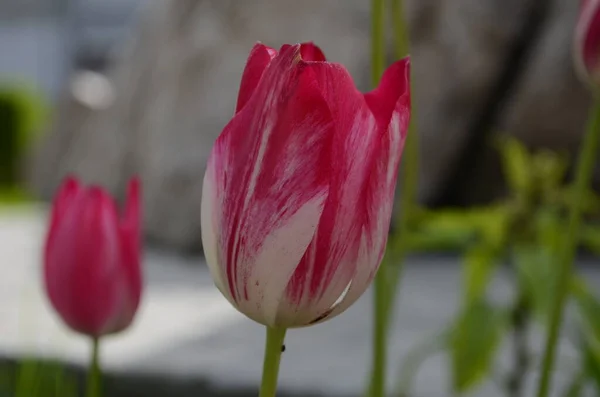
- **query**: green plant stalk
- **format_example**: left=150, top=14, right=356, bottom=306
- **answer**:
left=259, top=327, right=287, bottom=397
left=536, top=98, right=600, bottom=397
left=86, top=338, right=101, bottom=397
left=370, top=0, right=388, bottom=396
left=371, top=0, right=386, bottom=86
left=371, top=1, right=418, bottom=396
left=387, top=0, right=418, bottom=315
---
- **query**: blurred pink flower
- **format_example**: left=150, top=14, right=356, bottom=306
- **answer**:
left=44, top=176, right=142, bottom=337
left=201, top=42, right=411, bottom=328
left=575, top=0, right=600, bottom=86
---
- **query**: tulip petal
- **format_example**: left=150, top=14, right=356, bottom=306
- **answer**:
left=364, top=57, right=411, bottom=134
left=201, top=167, right=235, bottom=304
left=277, top=62, right=383, bottom=326
left=45, top=187, right=124, bottom=336
left=235, top=43, right=277, bottom=113
left=314, top=60, right=411, bottom=323
left=575, top=0, right=600, bottom=83
left=45, top=176, right=83, bottom=259
left=113, top=177, right=143, bottom=332
left=300, top=42, right=327, bottom=62
left=201, top=44, right=336, bottom=326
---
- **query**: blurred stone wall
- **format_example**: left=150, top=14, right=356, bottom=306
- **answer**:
left=26, top=0, right=596, bottom=253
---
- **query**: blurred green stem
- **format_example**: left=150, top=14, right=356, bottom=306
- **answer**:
left=387, top=0, right=418, bottom=313
left=86, top=338, right=101, bottom=397
left=370, top=0, right=388, bottom=396
left=371, top=1, right=417, bottom=397
left=371, top=0, right=386, bottom=85
left=259, top=327, right=287, bottom=397
left=536, top=97, right=600, bottom=397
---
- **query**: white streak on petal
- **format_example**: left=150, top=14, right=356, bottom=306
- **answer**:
left=200, top=166, right=234, bottom=305
left=313, top=113, right=406, bottom=324
left=238, top=190, right=328, bottom=327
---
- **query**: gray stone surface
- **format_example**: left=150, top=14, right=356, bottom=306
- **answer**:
left=0, top=208, right=599, bottom=396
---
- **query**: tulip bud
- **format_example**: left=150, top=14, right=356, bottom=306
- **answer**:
left=201, top=42, right=410, bottom=328
left=44, top=176, right=143, bottom=337
left=575, top=0, right=600, bottom=86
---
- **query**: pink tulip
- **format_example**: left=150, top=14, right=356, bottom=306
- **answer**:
left=44, top=176, right=142, bottom=337
left=575, top=0, right=600, bottom=86
left=201, top=42, right=410, bottom=328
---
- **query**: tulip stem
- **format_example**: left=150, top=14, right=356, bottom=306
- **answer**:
left=259, top=327, right=287, bottom=397
left=536, top=97, right=600, bottom=397
left=86, top=337, right=101, bottom=397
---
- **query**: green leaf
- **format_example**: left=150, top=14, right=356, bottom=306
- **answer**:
left=534, top=210, right=563, bottom=250
left=531, top=149, right=568, bottom=194
left=497, top=136, right=533, bottom=198
left=463, top=246, right=498, bottom=303
left=403, top=209, right=478, bottom=252
left=512, top=245, right=558, bottom=321
left=403, top=205, right=511, bottom=253
left=557, top=185, right=600, bottom=215
left=472, top=206, right=512, bottom=250
left=450, top=300, right=506, bottom=393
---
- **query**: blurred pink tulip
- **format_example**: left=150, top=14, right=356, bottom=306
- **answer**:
left=201, top=42, right=411, bottom=328
left=575, top=0, right=600, bottom=86
left=44, top=176, right=142, bottom=337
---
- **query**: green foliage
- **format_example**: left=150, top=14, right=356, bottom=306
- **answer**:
left=497, top=136, right=534, bottom=201
left=0, top=360, right=77, bottom=397
left=393, top=133, right=600, bottom=397
left=0, top=84, right=47, bottom=195
left=449, top=299, right=507, bottom=393
left=512, top=245, right=557, bottom=321
left=462, top=245, right=498, bottom=304
left=0, top=85, right=47, bottom=151
left=403, top=205, right=511, bottom=253
left=581, top=224, right=600, bottom=254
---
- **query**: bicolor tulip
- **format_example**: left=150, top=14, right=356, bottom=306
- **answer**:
left=201, top=42, right=410, bottom=328
left=575, top=0, right=600, bottom=86
left=44, top=176, right=142, bottom=337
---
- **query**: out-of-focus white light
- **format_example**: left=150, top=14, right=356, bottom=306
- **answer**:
left=70, top=70, right=115, bottom=110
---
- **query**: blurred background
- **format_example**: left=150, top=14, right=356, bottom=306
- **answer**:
left=1, top=0, right=599, bottom=396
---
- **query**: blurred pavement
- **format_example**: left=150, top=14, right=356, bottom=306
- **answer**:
left=0, top=206, right=597, bottom=397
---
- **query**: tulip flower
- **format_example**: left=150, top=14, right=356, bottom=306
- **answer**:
left=44, top=176, right=142, bottom=337
left=575, top=0, right=600, bottom=86
left=201, top=42, right=410, bottom=328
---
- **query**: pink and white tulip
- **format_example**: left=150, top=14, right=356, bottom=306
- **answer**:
left=575, top=0, right=600, bottom=86
left=201, top=42, right=410, bottom=328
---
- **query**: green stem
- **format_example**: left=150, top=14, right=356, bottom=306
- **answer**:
left=259, top=327, right=287, bottom=397
left=391, top=0, right=409, bottom=57
left=86, top=338, right=101, bottom=397
left=536, top=98, right=600, bottom=397
left=371, top=1, right=419, bottom=397
left=370, top=1, right=388, bottom=396
left=371, top=0, right=386, bottom=86
left=387, top=0, right=417, bottom=312
left=372, top=265, right=389, bottom=397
